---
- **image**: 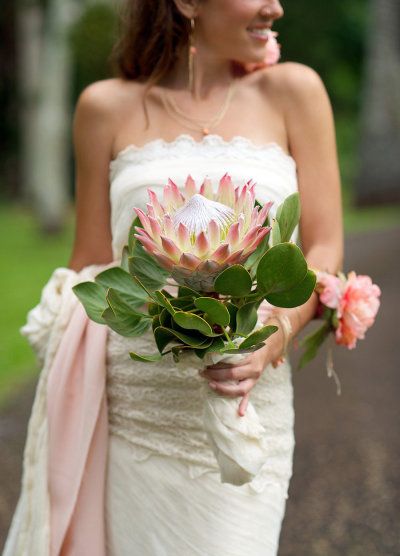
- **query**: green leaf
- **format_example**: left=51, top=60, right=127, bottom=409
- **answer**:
left=257, top=242, right=308, bottom=294
left=102, top=307, right=150, bottom=337
left=129, top=351, right=162, bottom=363
left=154, top=326, right=206, bottom=352
left=127, top=216, right=141, bottom=255
left=298, top=322, right=331, bottom=369
left=173, top=311, right=215, bottom=336
left=159, top=308, right=173, bottom=328
left=195, top=337, right=225, bottom=359
left=226, top=302, right=238, bottom=331
left=121, top=246, right=130, bottom=272
left=152, top=314, right=161, bottom=332
left=236, top=302, right=259, bottom=336
left=178, top=286, right=201, bottom=298
left=72, top=282, right=107, bottom=324
left=276, top=192, right=301, bottom=242
left=239, top=325, right=278, bottom=350
left=271, top=219, right=281, bottom=247
left=266, top=270, right=317, bottom=308
left=96, top=267, right=148, bottom=308
left=128, top=255, right=168, bottom=291
left=222, top=343, right=266, bottom=355
left=152, top=291, right=176, bottom=316
left=214, top=265, right=253, bottom=297
left=106, top=288, right=149, bottom=319
left=194, top=297, right=230, bottom=327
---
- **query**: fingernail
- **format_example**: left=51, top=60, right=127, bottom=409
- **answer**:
left=209, top=382, right=217, bottom=390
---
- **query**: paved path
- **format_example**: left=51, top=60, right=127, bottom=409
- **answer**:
left=1, top=227, right=399, bottom=555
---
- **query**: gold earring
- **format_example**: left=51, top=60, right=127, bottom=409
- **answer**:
left=188, top=17, right=196, bottom=93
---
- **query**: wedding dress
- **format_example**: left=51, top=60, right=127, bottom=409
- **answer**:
left=105, top=134, right=298, bottom=556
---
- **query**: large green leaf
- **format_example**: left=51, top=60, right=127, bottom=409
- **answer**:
left=173, top=311, right=215, bottom=336
left=270, top=219, right=281, bottom=247
left=72, top=282, right=107, bottom=324
left=152, top=290, right=176, bottom=316
left=127, top=216, right=141, bottom=255
left=194, top=336, right=225, bottom=359
left=236, top=302, right=259, bottom=336
left=276, top=192, right=301, bottom=242
left=106, top=288, right=149, bottom=319
left=95, top=267, right=147, bottom=307
left=128, top=255, right=168, bottom=291
left=102, top=307, right=150, bottom=337
left=257, top=243, right=308, bottom=294
left=239, top=325, right=278, bottom=349
left=178, top=286, right=201, bottom=298
left=298, top=322, right=331, bottom=369
left=222, top=343, right=267, bottom=355
left=244, top=235, right=269, bottom=276
left=194, top=297, right=230, bottom=327
left=265, top=269, right=317, bottom=308
left=214, top=265, right=253, bottom=297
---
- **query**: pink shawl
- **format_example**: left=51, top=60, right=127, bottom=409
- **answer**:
left=46, top=302, right=108, bottom=555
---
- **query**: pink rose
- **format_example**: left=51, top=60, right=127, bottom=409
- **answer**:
left=317, top=271, right=343, bottom=309
left=335, top=272, right=381, bottom=349
left=243, top=31, right=281, bottom=73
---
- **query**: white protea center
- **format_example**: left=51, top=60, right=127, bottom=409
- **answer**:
left=134, top=174, right=273, bottom=292
left=173, top=194, right=235, bottom=237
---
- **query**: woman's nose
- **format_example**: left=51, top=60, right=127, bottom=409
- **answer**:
left=260, top=1, right=284, bottom=21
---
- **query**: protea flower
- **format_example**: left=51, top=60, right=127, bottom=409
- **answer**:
left=134, top=174, right=272, bottom=292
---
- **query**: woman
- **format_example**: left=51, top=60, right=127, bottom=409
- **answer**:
left=5, top=0, right=343, bottom=554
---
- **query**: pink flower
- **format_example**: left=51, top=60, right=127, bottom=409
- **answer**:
left=243, top=31, right=281, bottom=73
left=317, top=271, right=343, bottom=309
left=335, top=272, right=381, bottom=349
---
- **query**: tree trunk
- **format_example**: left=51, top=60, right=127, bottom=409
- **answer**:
left=356, top=0, right=400, bottom=205
left=18, top=0, right=82, bottom=233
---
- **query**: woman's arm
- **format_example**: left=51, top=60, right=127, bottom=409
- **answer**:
left=68, top=81, right=116, bottom=271
left=203, top=63, right=344, bottom=413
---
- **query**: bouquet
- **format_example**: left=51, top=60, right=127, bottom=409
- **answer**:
left=73, top=174, right=317, bottom=485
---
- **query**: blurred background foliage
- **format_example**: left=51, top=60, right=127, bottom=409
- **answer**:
left=0, top=0, right=399, bottom=399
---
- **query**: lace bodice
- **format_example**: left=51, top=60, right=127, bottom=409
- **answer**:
left=106, top=134, right=297, bottom=496
left=109, top=134, right=297, bottom=259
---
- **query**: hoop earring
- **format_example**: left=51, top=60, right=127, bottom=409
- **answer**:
left=188, top=17, right=196, bottom=93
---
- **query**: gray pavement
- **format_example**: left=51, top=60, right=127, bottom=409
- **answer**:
left=1, top=227, right=399, bottom=555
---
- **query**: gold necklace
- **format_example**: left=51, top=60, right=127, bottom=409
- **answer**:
left=162, top=80, right=237, bottom=137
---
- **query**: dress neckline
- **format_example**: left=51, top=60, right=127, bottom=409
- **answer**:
left=109, top=133, right=296, bottom=168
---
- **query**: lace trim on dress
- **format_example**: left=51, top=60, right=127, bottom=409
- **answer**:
left=109, top=134, right=296, bottom=171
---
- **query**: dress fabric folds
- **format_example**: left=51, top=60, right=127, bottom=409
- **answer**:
left=4, top=134, right=298, bottom=556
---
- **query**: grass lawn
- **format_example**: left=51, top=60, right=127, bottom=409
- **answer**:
left=0, top=204, right=74, bottom=405
left=1, top=187, right=399, bottom=406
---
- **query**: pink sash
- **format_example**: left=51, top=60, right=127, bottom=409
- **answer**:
left=46, top=302, right=108, bottom=555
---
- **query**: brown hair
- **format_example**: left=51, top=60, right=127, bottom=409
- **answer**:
left=111, top=0, right=190, bottom=87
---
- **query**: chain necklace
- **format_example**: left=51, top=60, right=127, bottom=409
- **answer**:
left=162, top=80, right=237, bottom=137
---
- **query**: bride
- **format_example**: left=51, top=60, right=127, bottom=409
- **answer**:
left=5, top=0, right=343, bottom=554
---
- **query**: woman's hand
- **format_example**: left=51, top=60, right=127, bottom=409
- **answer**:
left=200, top=337, right=282, bottom=417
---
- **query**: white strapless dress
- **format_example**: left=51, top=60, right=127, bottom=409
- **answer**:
left=105, top=134, right=298, bottom=556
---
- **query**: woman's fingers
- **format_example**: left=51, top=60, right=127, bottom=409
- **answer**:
left=208, top=378, right=255, bottom=397
left=238, top=393, right=250, bottom=416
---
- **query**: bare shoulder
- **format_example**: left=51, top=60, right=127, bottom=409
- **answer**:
left=258, top=62, right=329, bottom=108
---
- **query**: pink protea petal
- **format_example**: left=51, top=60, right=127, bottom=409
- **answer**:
left=242, top=226, right=271, bottom=255
left=160, top=236, right=181, bottom=262
left=250, top=206, right=260, bottom=228
left=148, top=189, right=164, bottom=219
left=257, top=201, right=273, bottom=226
left=134, top=233, right=159, bottom=255
left=225, top=249, right=244, bottom=264
left=199, top=177, right=213, bottom=199
left=243, top=191, right=253, bottom=228
left=153, top=253, right=175, bottom=271
left=179, top=252, right=202, bottom=270
left=162, top=214, right=176, bottom=240
left=226, top=221, right=240, bottom=249
left=176, top=222, right=191, bottom=251
left=168, top=178, right=185, bottom=208
left=234, top=186, right=240, bottom=203
left=211, top=243, right=230, bottom=263
left=238, top=225, right=262, bottom=251
left=184, top=175, right=197, bottom=198
left=194, top=231, right=210, bottom=258
left=236, top=185, right=248, bottom=214
left=148, top=216, right=162, bottom=242
left=134, top=208, right=152, bottom=235
left=146, top=204, right=156, bottom=219
left=208, top=219, right=221, bottom=250
left=197, top=259, right=221, bottom=274
left=217, top=173, right=235, bottom=207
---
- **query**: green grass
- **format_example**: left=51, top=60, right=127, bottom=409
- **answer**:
left=0, top=204, right=74, bottom=405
